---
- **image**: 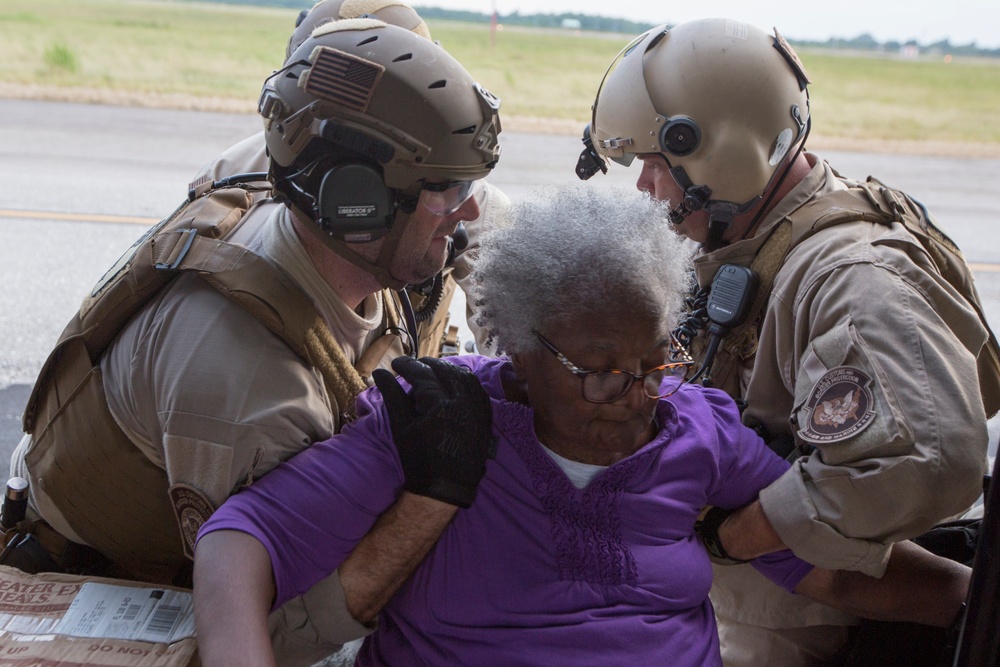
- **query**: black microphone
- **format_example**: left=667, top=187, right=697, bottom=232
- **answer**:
left=451, top=222, right=469, bottom=252
left=575, top=124, right=608, bottom=180
left=446, top=222, right=469, bottom=267
left=687, top=264, right=759, bottom=387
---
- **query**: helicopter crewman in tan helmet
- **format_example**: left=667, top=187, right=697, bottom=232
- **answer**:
left=10, top=16, right=502, bottom=667
left=192, top=0, right=510, bottom=361
left=579, top=17, right=998, bottom=666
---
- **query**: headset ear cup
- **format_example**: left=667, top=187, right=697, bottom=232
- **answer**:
left=660, top=116, right=701, bottom=157
left=316, top=163, right=396, bottom=243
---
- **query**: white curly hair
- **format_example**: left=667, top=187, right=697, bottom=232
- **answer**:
left=471, top=184, right=693, bottom=355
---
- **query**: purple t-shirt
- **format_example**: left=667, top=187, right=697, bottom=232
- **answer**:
left=200, top=356, right=811, bottom=666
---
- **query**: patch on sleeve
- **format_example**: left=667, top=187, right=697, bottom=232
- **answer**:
left=798, top=366, right=876, bottom=445
left=169, top=483, right=216, bottom=560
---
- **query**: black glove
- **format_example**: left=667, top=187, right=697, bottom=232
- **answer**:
left=372, top=356, right=495, bottom=508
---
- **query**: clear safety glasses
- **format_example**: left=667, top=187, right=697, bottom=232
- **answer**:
left=418, top=179, right=483, bottom=216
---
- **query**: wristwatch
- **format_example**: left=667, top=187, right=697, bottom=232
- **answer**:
left=695, top=505, right=750, bottom=564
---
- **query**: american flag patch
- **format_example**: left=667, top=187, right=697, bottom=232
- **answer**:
left=303, top=46, right=385, bottom=112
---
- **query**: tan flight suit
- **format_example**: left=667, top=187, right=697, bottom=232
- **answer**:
left=692, top=153, right=991, bottom=666
left=12, top=143, right=510, bottom=666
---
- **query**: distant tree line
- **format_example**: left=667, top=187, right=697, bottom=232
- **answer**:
left=413, top=6, right=654, bottom=35
left=188, top=0, right=1000, bottom=58
left=796, top=34, right=999, bottom=58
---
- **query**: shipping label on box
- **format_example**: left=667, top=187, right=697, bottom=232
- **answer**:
left=0, top=565, right=197, bottom=667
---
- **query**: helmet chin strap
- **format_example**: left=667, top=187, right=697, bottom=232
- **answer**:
left=666, top=163, right=733, bottom=250
left=666, top=163, right=754, bottom=251
left=666, top=164, right=712, bottom=225
left=704, top=207, right=735, bottom=252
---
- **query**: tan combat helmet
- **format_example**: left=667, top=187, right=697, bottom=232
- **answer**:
left=582, top=18, right=810, bottom=242
left=263, top=18, right=500, bottom=193
left=287, top=0, right=432, bottom=59
left=259, top=19, right=501, bottom=285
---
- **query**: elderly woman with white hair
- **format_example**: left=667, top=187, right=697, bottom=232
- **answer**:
left=193, top=186, right=969, bottom=667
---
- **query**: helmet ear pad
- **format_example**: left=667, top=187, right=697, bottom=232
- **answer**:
left=315, top=160, right=396, bottom=243
left=659, top=116, right=701, bottom=157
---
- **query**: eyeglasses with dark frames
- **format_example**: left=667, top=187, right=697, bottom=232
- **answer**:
left=533, top=330, right=694, bottom=404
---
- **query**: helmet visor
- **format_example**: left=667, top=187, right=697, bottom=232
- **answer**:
left=590, top=26, right=668, bottom=163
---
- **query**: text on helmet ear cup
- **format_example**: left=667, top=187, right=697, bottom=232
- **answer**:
left=316, top=162, right=395, bottom=243
left=659, top=116, right=701, bottom=157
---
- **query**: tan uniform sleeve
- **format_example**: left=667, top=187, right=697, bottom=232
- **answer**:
left=757, top=251, right=988, bottom=576
left=104, top=275, right=335, bottom=509
left=269, top=571, right=375, bottom=667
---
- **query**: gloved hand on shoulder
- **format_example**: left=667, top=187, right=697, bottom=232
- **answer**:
left=373, top=356, right=495, bottom=508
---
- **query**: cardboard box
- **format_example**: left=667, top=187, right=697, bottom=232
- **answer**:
left=0, top=565, right=197, bottom=667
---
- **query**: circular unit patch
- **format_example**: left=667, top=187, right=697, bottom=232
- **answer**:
left=798, top=366, right=876, bottom=445
left=168, top=483, right=216, bottom=560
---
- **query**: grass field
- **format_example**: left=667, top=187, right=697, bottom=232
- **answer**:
left=2, top=0, right=999, bottom=153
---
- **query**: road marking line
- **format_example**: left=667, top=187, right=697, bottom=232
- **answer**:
left=0, top=209, right=157, bottom=226
left=969, top=263, right=1000, bottom=273
left=5, top=209, right=1000, bottom=272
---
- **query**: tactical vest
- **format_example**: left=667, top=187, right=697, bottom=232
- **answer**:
left=18, top=185, right=446, bottom=584
left=689, top=177, right=1000, bottom=419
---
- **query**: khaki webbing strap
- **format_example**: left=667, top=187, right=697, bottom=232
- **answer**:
left=354, top=289, right=409, bottom=385
left=196, top=259, right=316, bottom=361
left=353, top=289, right=409, bottom=385
left=152, top=234, right=254, bottom=279
left=721, top=222, right=793, bottom=360
left=699, top=191, right=891, bottom=391
left=154, top=229, right=374, bottom=423
left=383, top=288, right=403, bottom=333
left=777, top=189, right=895, bottom=245
left=178, top=186, right=253, bottom=238
left=355, top=334, right=399, bottom=380
left=304, top=320, right=368, bottom=426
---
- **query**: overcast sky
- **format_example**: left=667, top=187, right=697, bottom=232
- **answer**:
left=419, top=1, right=1000, bottom=48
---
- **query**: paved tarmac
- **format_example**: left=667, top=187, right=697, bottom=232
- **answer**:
left=2, top=98, right=1000, bottom=465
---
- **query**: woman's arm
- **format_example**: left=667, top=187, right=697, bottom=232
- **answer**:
left=194, top=530, right=278, bottom=667
left=715, top=499, right=785, bottom=560
left=794, top=539, right=970, bottom=628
